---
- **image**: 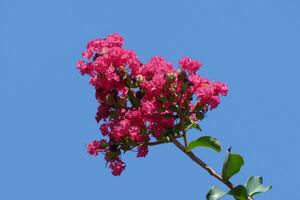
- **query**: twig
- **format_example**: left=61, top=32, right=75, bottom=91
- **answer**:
left=148, top=141, right=169, bottom=146
left=147, top=135, right=183, bottom=146
left=169, top=136, right=253, bottom=200
left=182, top=131, right=188, bottom=148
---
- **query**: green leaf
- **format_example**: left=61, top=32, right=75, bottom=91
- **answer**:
left=222, top=148, right=244, bottom=181
left=228, top=185, right=248, bottom=200
left=188, top=136, right=221, bottom=152
left=193, top=103, right=203, bottom=112
left=206, top=186, right=227, bottom=200
left=185, top=121, right=202, bottom=131
left=190, top=123, right=202, bottom=131
left=245, top=176, right=272, bottom=197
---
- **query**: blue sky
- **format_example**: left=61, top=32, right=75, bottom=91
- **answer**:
left=1, top=0, right=300, bottom=199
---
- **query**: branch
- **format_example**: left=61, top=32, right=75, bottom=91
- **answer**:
left=170, top=136, right=234, bottom=189
left=148, top=141, right=169, bottom=146
left=147, top=135, right=183, bottom=146
left=169, top=136, right=253, bottom=200
left=182, top=131, right=188, bottom=148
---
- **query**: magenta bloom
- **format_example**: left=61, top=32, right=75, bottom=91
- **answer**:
left=179, top=57, right=202, bottom=74
left=108, top=158, right=125, bottom=176
left=137, top=145, right=148, bottom=157
left=77, top=33, right=227, bottom=175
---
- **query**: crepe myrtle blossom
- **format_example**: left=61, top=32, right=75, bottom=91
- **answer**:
left=77, top=33, right=228, bottom=176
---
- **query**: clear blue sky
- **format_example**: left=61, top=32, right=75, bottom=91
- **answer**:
left=1, top=0, right=299, bottom=199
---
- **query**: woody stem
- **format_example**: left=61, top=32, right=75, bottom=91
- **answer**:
left=169, top=136, right=253, bottom=200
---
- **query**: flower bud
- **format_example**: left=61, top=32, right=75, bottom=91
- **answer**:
left=117, top=96, right=127, bottom=107
left=169, top=87, right=176, bottom=93
left=136, top=75, right=144, bottom=83
left=166, top=73, right=176, bottom=82
left=100, top=47, right=108, bottom=55
left=105, top=95, right=116, bottom=106
left=99, top=140, right=108, bottom=149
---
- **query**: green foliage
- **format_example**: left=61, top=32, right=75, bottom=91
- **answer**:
left=184, top=121, right=202, bottom=132
left=228, top=185, right=248, bottom=200
left=188, top=136, right=221, bottom=152
left=206, top=177, right=271, bottom=200
left=206, top=186, right=227, bottom=200
left=222, top=148, right=244, bottom=181
left=245, top=176, right=272, bottom=197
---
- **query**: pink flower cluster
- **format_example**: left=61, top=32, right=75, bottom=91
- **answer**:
left=77, top=33, right=228, bottom=176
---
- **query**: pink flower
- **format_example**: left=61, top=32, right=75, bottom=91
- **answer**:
left=100, top=123, right=110, bottom=136
left=141, top=100, right=156, bottom=115
left=95, top=104, right=109, bottom=123
left=77, top=33, right=228, bottom=176
left=110, top=127, right=125, bottom=142
left=137, top=145, right=148, bottom=157
left=129, top=126, right=143, bottom=142
left=207, top=95, right=220, bottom=110
left=107, top=33, right=124, bottom=47
left=87, top=140, right=107, bottom=156
left=212, top=82, right=228, bottom=96
left=108, top=158, right=126, bottom=176
left=179, top=57, right=202, bottom=74
left=191, top=113, right=197, bottom=121
left=82, top=50, right=92, bottom=59
left=105, top=65, right=120, bottom=82
left=76, top=60, right=93, bottom=75
left=125, top=109, right=144, bottom=127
